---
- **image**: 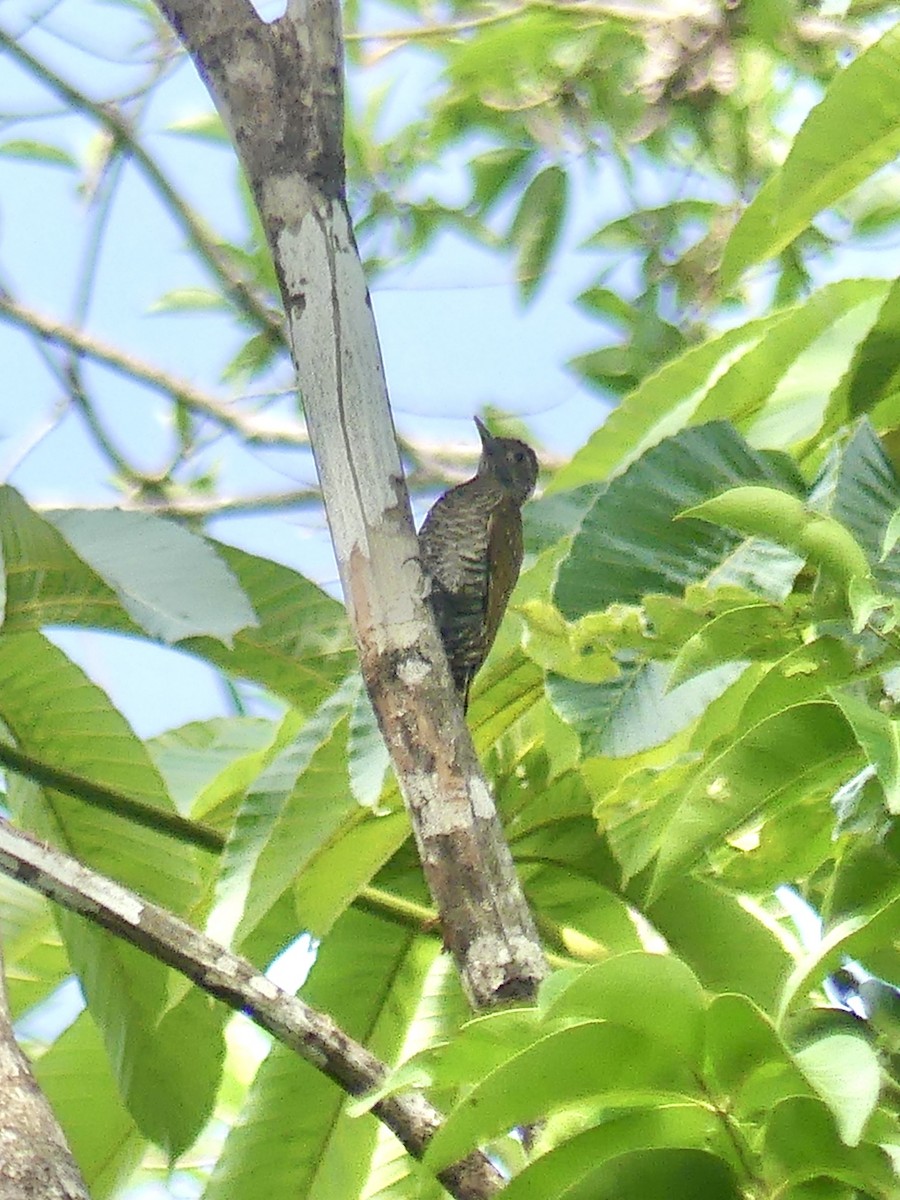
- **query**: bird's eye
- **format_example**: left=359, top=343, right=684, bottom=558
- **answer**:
left=514, top=451, right=525, bottom=463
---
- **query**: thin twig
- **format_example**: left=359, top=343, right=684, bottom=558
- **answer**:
left=0, top=26, right=284, bottom=341
left=0, top=292, right=307, bottom=447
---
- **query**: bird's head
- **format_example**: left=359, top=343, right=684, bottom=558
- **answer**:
left=475, top=417, right=539, bottom=504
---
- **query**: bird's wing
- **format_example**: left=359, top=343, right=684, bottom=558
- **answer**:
left=483, top=499, right=523, bottom=657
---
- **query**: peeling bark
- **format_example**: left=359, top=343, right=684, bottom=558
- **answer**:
left=153, top=0, right=548, bottom=1007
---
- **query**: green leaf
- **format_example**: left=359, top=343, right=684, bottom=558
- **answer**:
left=33, top=1012, right=145, bottom=1196
left=209, top=685, right=353, bottom=948
left=794, top=1030, right=881, bottom=1146
left=764, top=1096, right=895, bottom=1192
left=669, top=602, right=800, bottom=690
left=548, top=660, right=744, bottom=758
left=166, top=112, right=229, bottom=142
left=693, top=280, right=887, bottom=447
left=147, top=715, right=289, bottom=822
left=0, top=487, right=136, bottom=634
left=542, top=952, right=706, bottom=1067
left=705, top=993, right=812, bottom=1117
left=554, top=421, right=804, bottom=617
left=645, top=878, right=795, bottom=1015
left=425, top=1021, right=692, bottom=1172
left=739, top=638, right=860, bottom=730
left=554, top=1149, right=741, bottom=1200
left=0, top=139, right=76, bottom=167
left=503, top=1109, right=727, bottom=1200
left=46, top=509, right=257, bottom=646
left=650, top=702, right=860, bottom=898
left=184, top=543, right=353, bottom=711
left=721, top=24, right=900, bottom=286
left=547, top=317, right=782, bottom=492
left=148, top=287, right=227, bottom=314
left=221, top=330, right=283, bottom=384
left=0, top=631, right=222, bottom=1155
left=683, top=487, right=873, bottom=588
left=0, top=875, right=66, bottom=1018
left=828, top=421, right=900, bottom=594
left=509, top=164, right=568, bottom=303
left=348, top=684, right=390, bottom=808
left=832, top=692, right=900, bottom=814
left=839, top=276, right=900, bottom=420
left=470, top=146, right=532, bottom=211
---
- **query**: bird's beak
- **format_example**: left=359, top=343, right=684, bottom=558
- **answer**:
left=474, top=416, right=491, bottom=445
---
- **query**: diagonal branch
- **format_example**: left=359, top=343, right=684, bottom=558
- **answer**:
left=0, top=818, right=503, bottom=1200
left=0, top=292, right=307, bottom=448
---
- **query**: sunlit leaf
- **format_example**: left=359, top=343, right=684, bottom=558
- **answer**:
left=721, top=25, right=900, bottom=286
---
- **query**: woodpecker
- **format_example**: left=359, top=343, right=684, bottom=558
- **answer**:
left=418, top=417, right=539, bottom=710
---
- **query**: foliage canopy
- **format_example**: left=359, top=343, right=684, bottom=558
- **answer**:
left=2, top=0, right=900, bottom=1197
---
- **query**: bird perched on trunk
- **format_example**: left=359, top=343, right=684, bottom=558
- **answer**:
left=418, top=417, right=539, bottom=710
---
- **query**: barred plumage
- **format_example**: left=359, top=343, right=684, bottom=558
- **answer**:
left=418, top=418, right=539, bottom=710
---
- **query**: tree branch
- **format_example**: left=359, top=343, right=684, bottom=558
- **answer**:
left=0, top=291, right=307, bottom=448
left=154, top=0, right=548, bottom=1011
left=0, top=819, right=503, bottom=1200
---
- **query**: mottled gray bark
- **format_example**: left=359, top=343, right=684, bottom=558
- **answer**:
left=0, top=943, right=89, bottom=1200
left=152, top=0, right=547, bottom=1008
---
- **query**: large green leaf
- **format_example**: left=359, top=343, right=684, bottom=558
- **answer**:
left=693, top=280, right=887, bottom=450
left=650, top=702, right=860, bottom=899
left=33, top=1011, right=146, bottom=1198
left=547, top=316, right=781, bottom=493
left=207, top=678, right=406, bottom=960
left=554, top=421, right=804, bottom=618
left=793, top=1029, right=881, bottom=1147
left=826, top=420, right=900, bottom=592
left=704, top=993, right=812, bottom=1118
left=46, top=508, right=257, bottom=645
left=0, top=486, right=135, bottom=634
left=0, top=631, right=221, bottom=1155
left=184, top=543, right=353, bottom=711
left=209, top=685, right=353, bottom=948
left=502, top=1109, right=729, bottom=1200
left=548, top=660, right=744, bottom=758
left=0, top=874, right=66, bottom=1017
left=554, top=1148, right=741, bottom=1200
left=832, top=276, right=900, bottom=422
left=148, top=714, right=293, bottom=824
left=764, top=1096, right=896, bottom=1194
left=542, top=953, right=706, bottom=1067
left=738, top=638, right=861, bottom=730
left=832, top=692, right=900, bottom=814
left=424, top=1020, right=695, bottom=1172
left=644, top=878, right=795, bottom=1015
left=0, top=488, right=352, bottom=713
left=721, top=24, right=900, bottom=286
